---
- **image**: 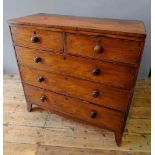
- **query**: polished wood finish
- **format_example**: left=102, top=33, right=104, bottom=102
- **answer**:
left=40, top=95, right=47, bottom=102
left=33, top=56, right=41, bottom=63
left=24, top=84, right=125, bottom=132
left=31, top=34, right=39, bottom=43
left=91, top=89, right=100, bottom=98
left=66, top=33, right=142, bottom=65
left=115, top=132, right=123, bottom=146
left=15, top=46, right=135, bottom=89
left=19, top=65, right=130, bottom=112
left=37, top=76, right=44, bottom=83
left=8, top=13, right=146, bottom=38
left=94, top=44, right=103, bottom=54
left=11, top=26, right=63, bottom=51
left=8, top=14, right=146, bottom=146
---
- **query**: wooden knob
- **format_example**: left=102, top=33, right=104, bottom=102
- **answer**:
left=40, top=95, right=46, bottom=102
left=94, top=44, right=103, bottom=53
left=92, top=90, right=99, bottom=98
left=90, top=111, right=97, bottom=119
left=37, top=76, right=44, bottom=82
left=31, top=35, right=39, bottom=43
left=92, top=68, right=100, bottom=76
left=33, top=57, right=41, bottom=63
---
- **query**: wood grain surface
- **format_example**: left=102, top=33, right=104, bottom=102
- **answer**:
left=15, top=46, right=135, bottom=89
left=23, top=84, right=125, bottom=132
left=8, top=14, right=146, bottom=146
left=19, top=65, right=130, bottom=112
left=66, top=33, right=142, bottom=65
left=3, top=74, right=151, bottom=155
left=11, top=26, right=63, bottom=51
left=8, top=13, right=146, bottom=38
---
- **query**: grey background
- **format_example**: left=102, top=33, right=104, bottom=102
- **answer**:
left=4, top=0, right=151, bottom=78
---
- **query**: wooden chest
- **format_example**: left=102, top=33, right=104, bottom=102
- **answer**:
left=8, top=13, right=146, bottom=145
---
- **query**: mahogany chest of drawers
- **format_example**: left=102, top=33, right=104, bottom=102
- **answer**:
left=8, top=13, right=146, bottom=145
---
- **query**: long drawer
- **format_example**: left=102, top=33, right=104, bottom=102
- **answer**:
left=66, top=33, right=141, bottom=65
left=15, top=46, right=135, bottom=89
left=11, top=26, right=63, bottom=51
left=24, top=84, right=125, bottom=131
left=20, top=65, right=130, bottom=112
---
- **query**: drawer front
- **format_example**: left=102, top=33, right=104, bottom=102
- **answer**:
left=11, top=26, right=63, bottom=51
left=66, top=33, right=141, bottom=65
left=20, top=66, right=130, bottom=112
left=16, top=46, right=135, bottom=89
left=24, top=84, right=125, bottom=131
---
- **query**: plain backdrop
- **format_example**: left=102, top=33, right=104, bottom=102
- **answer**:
left=3, top=0, right=151, bottom=79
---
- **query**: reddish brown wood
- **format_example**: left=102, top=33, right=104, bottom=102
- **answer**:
left=91, top=89, right=100, bottom=98
left=8, top=14, right=146, bottom=145
left=27, top=102, right=32, bottom=112
left=94, top=44, right=103, bottom=54
left=92, top=68, right=101, bottom=76
left=24, top=84, right=125, bottom=132
left=8, top=13, right=146, bottom=38
left=9, top=24, right=146, bottom=41
left=31, top=34, right=39, bottom=43
left=11, top=26, right=63, bottom=51
left=115, top=131, right=123, bottom=146
left=40, top=95, right=47, bottom=102
left=33, top=57, right=41, bottom=63
left=15, top=46, right=135, bottom=89
left=66, top=33, right=142, bottom=65
left=90, top=111, right=97, bottom=119
left=37, top=76, right=44, bottom=83
left=19, top=65, right=130, bottom=112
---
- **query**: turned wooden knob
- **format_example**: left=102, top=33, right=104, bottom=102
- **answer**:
left=92, top=68, right=100, bottom=76
left=40, top=95, right=46, bottom=102
left=33, top=57, right=41, bottom=63
left=37, top=76, right=44, bottom=82
left=90, top=111, right=97, bottom=119
left=94, top=44, right=103, bottom=53
left=92, top=90, right=99, bottom=98
left=31, top=35, right=39, bottom=43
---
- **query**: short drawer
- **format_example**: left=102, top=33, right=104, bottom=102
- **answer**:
left=66, top=33, right=141, bottom=65
left=20, top=66, right=130, bottom=112
left=15, top=46, right=135, bottom=89
left=24, top=84, right=125, bottom=131
left=11, top=26, right=63, bottom=51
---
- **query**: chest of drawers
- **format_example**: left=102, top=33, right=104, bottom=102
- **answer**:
left=8, top=13, right=146, bottom=145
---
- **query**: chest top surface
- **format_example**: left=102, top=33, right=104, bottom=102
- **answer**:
left=8, top=13, right=146, bottom=38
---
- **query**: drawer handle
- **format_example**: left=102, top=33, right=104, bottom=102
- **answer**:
left=92, top=90, right=99, bottom=98
left=94, top=44, right=103, bottom=53
left=33, top=57, right=41, bottom=63
left=37, top=76, right=44, bottom=82
left=92, top=68, right=100, bottom=76
left=40, top=95, right=46, bottom=102
left=31, top=35, right=39, bottom=43
left=90, top=111, right=97, bottom=119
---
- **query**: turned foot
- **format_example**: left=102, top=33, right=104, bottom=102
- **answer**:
left=115, top=131, right=123, bottom=146
left=27, top=103, right=32, bottom=112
